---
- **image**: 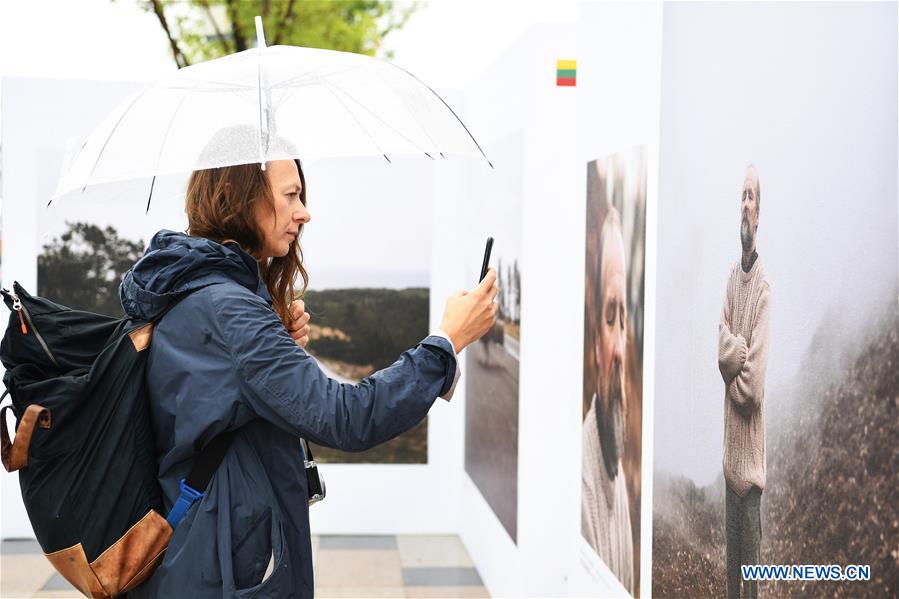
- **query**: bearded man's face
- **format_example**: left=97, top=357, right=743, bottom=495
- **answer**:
left=741, top=167, right=760, bottom=252
left=595, top=227, right=628, bottom=477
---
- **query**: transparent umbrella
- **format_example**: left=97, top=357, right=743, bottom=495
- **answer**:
left=51, top=17, right=491, bottom=209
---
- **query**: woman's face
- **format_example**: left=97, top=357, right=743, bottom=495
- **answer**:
left=255, top=159, right=311, bottom=259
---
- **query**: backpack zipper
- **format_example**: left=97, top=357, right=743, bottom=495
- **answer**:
left=11, top=289, right=60, bottom=370
left=11, top=294, right=27, bottom=334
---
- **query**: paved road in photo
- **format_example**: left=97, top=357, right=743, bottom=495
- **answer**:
left=465, top=339, right=519, bottom=542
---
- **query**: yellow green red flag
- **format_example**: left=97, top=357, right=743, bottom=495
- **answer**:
left=557, top=59, right=576, bottom=86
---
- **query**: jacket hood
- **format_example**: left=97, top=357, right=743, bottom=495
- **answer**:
left=119, top=229, right=271, bottom=321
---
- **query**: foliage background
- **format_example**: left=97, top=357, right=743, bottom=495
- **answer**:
left=135, top=0, right=417, bottom=68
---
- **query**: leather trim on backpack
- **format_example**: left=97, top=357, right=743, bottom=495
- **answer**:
left=44, top=509, right=172, bottom=598
left=91, top=509, right=172, bottom=595
left=1, top=404, right=51, bottom=472
left=128, top=323, right=154, bottom=352
left=45, top=542, right=109, bottom=598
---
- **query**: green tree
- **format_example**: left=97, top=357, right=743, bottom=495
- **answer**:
left=38, top=222, right=144, bottom=317
left=137, top=0, right=418, bottom=67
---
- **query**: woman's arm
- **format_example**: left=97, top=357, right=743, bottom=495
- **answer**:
left=213, top=288, right=455, bottom=452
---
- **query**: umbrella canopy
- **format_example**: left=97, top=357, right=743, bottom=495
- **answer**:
left=52, top=19, right=490, bottom=205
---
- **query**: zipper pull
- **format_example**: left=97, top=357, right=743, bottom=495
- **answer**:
left=11, top=294, right=27, bottom=335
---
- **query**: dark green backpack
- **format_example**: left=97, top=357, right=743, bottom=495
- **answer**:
left=0, top=281, right=231, bottom=598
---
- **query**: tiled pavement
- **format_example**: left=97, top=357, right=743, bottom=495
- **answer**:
left=0, top=535, right=489, bottom=598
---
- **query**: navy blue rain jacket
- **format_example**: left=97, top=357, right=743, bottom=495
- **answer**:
left=120, top=230, right=456, bottom=598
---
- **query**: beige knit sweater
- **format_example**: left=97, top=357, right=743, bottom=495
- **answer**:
left=581, top=397, right=635, bottom=595
left=717, top=256, right=771, bottom=497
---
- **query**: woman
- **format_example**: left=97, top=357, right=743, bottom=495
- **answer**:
left=121, top=155, right=497, bottom=597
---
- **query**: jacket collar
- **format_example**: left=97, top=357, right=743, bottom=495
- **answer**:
left=119, top=229, right=271, bottom=321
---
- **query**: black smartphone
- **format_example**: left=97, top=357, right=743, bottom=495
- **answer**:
left=479, top=237, right=494, bottom=283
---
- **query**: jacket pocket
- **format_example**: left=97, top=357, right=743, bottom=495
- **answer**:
left=232, top=507, right=272, bottom=590
left=234, top=508, right=288, bottom=598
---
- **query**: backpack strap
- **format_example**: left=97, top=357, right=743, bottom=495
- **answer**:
left=166, top=431, right=236, bottom=529
left=155, top=282, right=238, bottom=530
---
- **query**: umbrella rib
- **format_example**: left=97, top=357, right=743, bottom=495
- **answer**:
left=380, top=59, right=493, bottom=167
left=162, top=65, right=268, bottom=90
left=366, top=67, right=445, bottom=159
left=270, top=64, right=361, bottom=91
left=145, top=93, right=191, bottom=213
left=158, top=77, right=254, bottom=91
left=81, top=85, right=153, bottom=192
left=48, top=136, right=91, bottom=207
left=318, top=78, right=435, bottom=156
left=154, top=94, right=190, bottom=172
left=269, top=72, right=325, bottom=90
left=306, top=71, right=391, bottom=160
left=146, top=175, right=157, bottom=214
left=158, top=82, right=255, bottom=93
left=231, top=88, right=262, bottom=109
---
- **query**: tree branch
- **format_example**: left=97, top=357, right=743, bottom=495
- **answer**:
left=199, top=0, right=231, bottom=55
left=379, top=3, right=417, bottom=42
left=272, top=0, right=295, bottom=45
left=149, top=0, right=190, bottom=67
left=226, top=0, right=247, bottom=51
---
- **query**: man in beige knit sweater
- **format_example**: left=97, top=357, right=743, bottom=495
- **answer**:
left=717, top=164, right=771, bottom=599
left=583, top=207, right=634, bottom=595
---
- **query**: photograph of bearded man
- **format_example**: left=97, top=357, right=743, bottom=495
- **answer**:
left=582, top=205, right=635, bottom=595
left=717, top=164, right=771, bottom=599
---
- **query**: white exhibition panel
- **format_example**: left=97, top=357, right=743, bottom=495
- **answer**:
left=514, top=23, right=583, bottom=597
left=436, top=5, right=663, bottom=598
left=450, top=6, right=663, bottom=596
left=573, top=4, right=663, bottom=597
left=445, top=10, right=663, bottom=594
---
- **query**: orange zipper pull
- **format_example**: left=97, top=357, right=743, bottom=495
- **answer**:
left=11, top=294, right=27, bottom=334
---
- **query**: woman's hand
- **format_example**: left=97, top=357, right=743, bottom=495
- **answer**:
left=439, top=268, right=499, bottom=352
left=288, top=299, right=311, bottom=348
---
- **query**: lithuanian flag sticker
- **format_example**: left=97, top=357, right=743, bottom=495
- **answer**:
left=557, top=59, right=576, bottom=87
